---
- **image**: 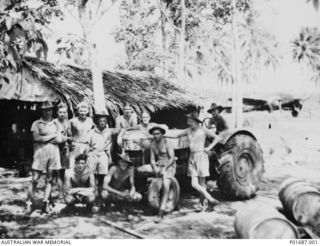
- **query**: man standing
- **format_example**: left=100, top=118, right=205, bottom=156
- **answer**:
left=53, top=103, right=70, bottom=198
left=168, top=112, right=221, bottom=211
left=101, top=153, right=142, bottom=205
left=207, top=103, right=228, bottom=134
left=127, top=111, right=155, bottom=131
left=115, top=104, right=138, bottom=129
left=138, top=125, right=176, bottom=220
left=69, top=102, right=94, bottom=169
left=64, top=154, right=96, bottom=212
left=26, top=101, right=62, bottom=214
left=87, top=110, right=122, bottom=200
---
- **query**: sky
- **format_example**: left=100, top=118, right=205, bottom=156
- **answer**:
left=255, top=0, right=320, bottom=45
left=48, top=0, right=320, bottom=66
left=45, top=0, right=320, bottom=96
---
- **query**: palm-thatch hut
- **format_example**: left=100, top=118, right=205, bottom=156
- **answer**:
left=0, top=57, right=199, bottom=167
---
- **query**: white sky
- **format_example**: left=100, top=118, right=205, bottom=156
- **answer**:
left=48, top=0, right=320, bottom=67
left=254, top=0, right=320, bottom=44
left=44, top=0, right=320, bottom=96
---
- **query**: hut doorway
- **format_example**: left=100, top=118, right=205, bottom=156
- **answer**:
left=0, top=100, right=41, bottom=168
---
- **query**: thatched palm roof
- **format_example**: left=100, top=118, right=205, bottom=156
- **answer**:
left=22, top=57, right=198, bottom=117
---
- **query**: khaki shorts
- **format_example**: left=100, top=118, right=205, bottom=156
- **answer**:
left=188, top=152, right=210, bottom=178
left=69, top=142, right=88, bottom=169
left=88, top=152, right=109, bottom=175
left=32, top=144, right=61, bottom=171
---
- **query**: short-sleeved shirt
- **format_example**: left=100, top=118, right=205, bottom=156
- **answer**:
left=88, top=127, right=117, bottom=153
left=209, top=114, right=228, bottom=134
left=30, top=118, right=59, bottom=151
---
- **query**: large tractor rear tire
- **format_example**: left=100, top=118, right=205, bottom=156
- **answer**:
left=217, top=134, right=264, bottom=200
left=147, top=177, right=180, bottom=212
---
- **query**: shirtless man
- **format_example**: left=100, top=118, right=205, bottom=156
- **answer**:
left=138, top=125, right=176, bottom=219
left=87, top=110, right=122, bottom=199
left=169, top=112, right=221, bottom=210
left=26, top=101, right=63, bottom=214
left=101, top=153, right=142, bottom=205
left=69, top=102, right=94, bottom=169
left=64, top=154, right=96, bottom=212
left=115, top=104, right=138, bottom=129
left=53, top=103, right=70, bottom=198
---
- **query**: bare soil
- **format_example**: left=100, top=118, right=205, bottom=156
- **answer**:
left=0, top=109, right=320, bottom=239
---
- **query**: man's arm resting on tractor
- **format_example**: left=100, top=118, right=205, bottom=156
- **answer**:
left=204, top=128, right=222, bottom=153
left=165, top=129, right=188, bottom=138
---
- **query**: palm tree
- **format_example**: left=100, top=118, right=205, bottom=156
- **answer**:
left=307, top=0, right=319, bottom=11
left=292, top=27, right=320, bottom=66
left=292, top=27, right=320, bottom=87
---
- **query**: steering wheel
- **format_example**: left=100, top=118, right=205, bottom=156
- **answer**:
left=202, top=117, right=212, bottom=129
left=202, top=117, right=217, bottom=133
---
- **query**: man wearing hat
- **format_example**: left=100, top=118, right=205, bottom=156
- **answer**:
left=26, top=101, right=63, bottom=214
left=137, top=124, right=175, bottom=219
left=207, top=103, right=228, bottom=134
left=167, top=112, right=221, bottom=211
left=101, top=153, right=142, bottom=204
left=69, top=101, right=94, bottom=170
left=64, top=154, right=96, bottom=213
left=86, top=109, right=123, bottom=200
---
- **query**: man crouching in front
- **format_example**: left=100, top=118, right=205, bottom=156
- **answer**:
left=101, top=153, right=142, bottom=207
left=64, top=154, right=96, bottom=213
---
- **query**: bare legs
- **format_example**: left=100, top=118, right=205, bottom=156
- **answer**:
left=191, top=176, right=217, bottom=205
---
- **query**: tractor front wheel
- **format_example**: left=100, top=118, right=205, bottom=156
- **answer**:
left=217, top=134, right=264, bottom=200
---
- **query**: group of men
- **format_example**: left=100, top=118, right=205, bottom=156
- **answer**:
left=26, top=100, right=228, bottom=220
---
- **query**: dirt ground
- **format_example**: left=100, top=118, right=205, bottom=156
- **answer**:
left=0, top=107, right=320, bottom=239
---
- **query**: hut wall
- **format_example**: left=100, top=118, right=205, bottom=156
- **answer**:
left=151, top=106, right=197, bottom=129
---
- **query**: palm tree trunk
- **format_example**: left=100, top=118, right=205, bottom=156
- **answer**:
left=78, top=2, right=105, bottom=112
left=91, top=42, right=105, bottom=112
left=178, top=0, right=186, bottom=85
left=231, top=0, right=243, bottom=128
left=160, top=1, right=167, bottom=77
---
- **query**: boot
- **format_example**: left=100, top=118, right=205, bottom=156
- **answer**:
left=25, top=201, right=34, bottom=215
left=155, top=210, right=165, bottom=223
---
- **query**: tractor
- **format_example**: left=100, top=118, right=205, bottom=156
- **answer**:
left=120, top=123, right=264, bottom=213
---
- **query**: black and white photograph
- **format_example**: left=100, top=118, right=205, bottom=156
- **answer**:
left=0, top=0, right=320, bottom=241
